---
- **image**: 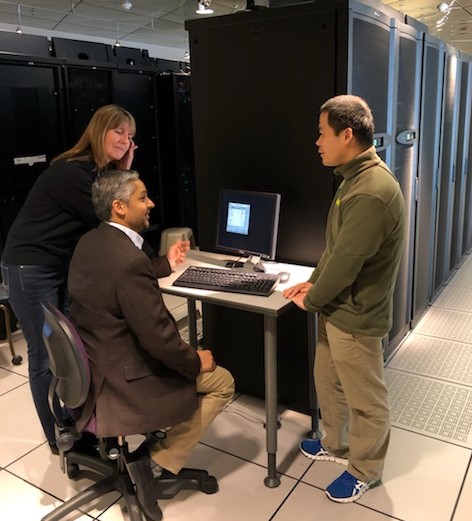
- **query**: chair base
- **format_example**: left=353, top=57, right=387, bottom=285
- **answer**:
left=157, top=468, right=219, bottom=498
left=41, top=453, right=147, bottom=521
left=42, top=449, right=218, bottom=521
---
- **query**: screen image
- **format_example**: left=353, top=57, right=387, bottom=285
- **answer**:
left=226, top=202, right=250, bottom=235
left=216, top=189, right=281, bottom=260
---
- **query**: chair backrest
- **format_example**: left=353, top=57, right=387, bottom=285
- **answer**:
left=41, top=302, right=90, bottom=410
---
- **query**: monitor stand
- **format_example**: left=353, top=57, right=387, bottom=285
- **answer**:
left=225, top=255, right=266, bottom=272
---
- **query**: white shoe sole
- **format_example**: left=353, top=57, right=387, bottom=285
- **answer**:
left=326, top=479, right=381, bottom=503
left=299, top=446, right=348, bottom=467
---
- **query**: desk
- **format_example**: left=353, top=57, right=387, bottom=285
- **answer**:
left=159, top=250, right=319, bottom=487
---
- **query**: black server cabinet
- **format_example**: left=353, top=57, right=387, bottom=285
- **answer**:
left=186, top=1, right=342, bottom=411
left=434, top=46, right=461, bottom=293
left=348, top=4, right=423, bottom=354
left=186, top=0, right=419, bottom=409
left=387, top=21, right=423, bottom=353
left=463, top=61, right=472, bottom=255
left=0, top=61, right=64, bottom=254
left=187, top=2, right=339, bottom=266
left=349, top=3, right=395, bottom=164
left=112, top=70, right=161, bottom=234
left=63, top=67, right=112, bottom=145
left=156, top=74, right=198, bottom=240
left=412, top=35, right=444, bottom=327
left=450, top=55, right=472, bottom=267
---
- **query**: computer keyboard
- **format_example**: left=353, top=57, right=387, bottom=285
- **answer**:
left=172, top=266, right=281, bottom=297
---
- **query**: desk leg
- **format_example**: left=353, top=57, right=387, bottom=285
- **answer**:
left=263, top=315, right=280, bottom=488
left=307, top=312, right=321, bottom=438
left=187, top=299, right=198, bottom=349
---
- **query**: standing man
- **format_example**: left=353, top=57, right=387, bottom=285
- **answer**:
left=284, top=95, right=405, bottom=503
left=68, top=170, right=234, bottom=513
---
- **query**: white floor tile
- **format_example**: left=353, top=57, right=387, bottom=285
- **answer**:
left=7, top=443, right=121, bottom=518
left=99, top=444, right=297, bottom=521
left=301, top=428, right=470, bottom=521
left=201, top=394, right=313, bottom=480
left=0, top=366, right=28, bottom=395
left=2, top=253, right=472, bottom=521
left=414, top=307, right=472, bottom=343
left=273, top=481, right=397, bottom=521
left=0, top=382, right=46, bottom=467
left=0, top=469, right=93, bottom=520
left=433, top=286, right=472, bottom=312
left=453, top=459, right=472, bottom=521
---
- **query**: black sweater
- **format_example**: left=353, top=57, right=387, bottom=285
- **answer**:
left=2, top=159, right=99, bottom=266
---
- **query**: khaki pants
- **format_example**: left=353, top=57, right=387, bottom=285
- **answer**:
left=150, top=365, right=234, bottom=474
left=315, top=314, right=390, bottom=481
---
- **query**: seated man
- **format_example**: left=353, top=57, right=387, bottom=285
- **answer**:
left=68, top=169, right=234, bottom=505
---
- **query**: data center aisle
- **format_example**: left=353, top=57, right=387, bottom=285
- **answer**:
left=1, top=253, right=472, bottom=521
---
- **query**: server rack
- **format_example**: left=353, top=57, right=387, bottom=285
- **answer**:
left=112, top=70, right=161, bottom=225
left=156, top=74, right=198, bottom=240
left=434, top=45, right=462, bottom=293
left=186, top=0, right=426, bottom=408
left=0, top=58, right=65, bottom=254
left=462, top=59, right=472, bottom=255
left=348, top=1, right=397, bottom=165
left=387, top=19, right=423, bottom=353
left=450, top=53, right=472, bottom=268
left=412, top=35, right=445, bottom=328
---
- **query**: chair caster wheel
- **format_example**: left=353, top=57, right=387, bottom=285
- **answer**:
left=12, top=355, right=22, bottom=365
left=67, top=462, right=80, bottom=479
left=200, top=475, right=218, bottom=494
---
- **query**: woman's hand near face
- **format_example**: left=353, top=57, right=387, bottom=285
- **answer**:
left=117, top=138, right=138, bottom=170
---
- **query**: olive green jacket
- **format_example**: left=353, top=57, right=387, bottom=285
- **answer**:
left=304, top=146, right=405, bottom=337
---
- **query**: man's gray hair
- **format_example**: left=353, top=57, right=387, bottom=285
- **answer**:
left=92, top=169, right=139, bottom=221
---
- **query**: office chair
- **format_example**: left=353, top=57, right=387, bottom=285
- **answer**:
left=0, top=286, right=22, bottom=366
left=41, top=302, right=218, bottom=521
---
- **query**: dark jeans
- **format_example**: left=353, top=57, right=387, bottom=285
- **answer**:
left=1, top=260, right=68, bottom=444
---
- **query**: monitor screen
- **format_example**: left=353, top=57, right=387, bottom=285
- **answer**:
left=216, top=188, right=281, bottom=260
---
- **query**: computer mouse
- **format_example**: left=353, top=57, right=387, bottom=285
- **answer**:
left=278, top=271, right=290, bottom=283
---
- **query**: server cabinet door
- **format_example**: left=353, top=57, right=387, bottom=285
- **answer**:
left=412, top=36, right=444, bottom=327
left=156, top=74, right=198, bottom=238
left=0, top=63, right=63, bottom=253
left=349, top=3, right=394, bottom=163
left=388, top=22, right=422, bottom=351
left=187, top=7, right=337, bottom=265
left=434, top=48, right=461, bottom=293
left=462, top=61, right=472, bottom=254
left=64, top=67, right=112, bottom=145
left=450, top=56, right=472, bottom=268
left=112, top=71, right=160, bottom=231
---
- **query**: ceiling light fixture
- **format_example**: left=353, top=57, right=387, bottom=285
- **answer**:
left=437, top=2, right=449, bottom=12
left=121, top=0, right=132, bottom=9
left=16, top=4, right=22, bottom=34
left=114, top=21, right=121, bottom=47
left=196, top=0, right=214, bottom=15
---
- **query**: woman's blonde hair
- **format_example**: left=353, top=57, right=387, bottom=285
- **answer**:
left=52, top=104, right=136, bottom=169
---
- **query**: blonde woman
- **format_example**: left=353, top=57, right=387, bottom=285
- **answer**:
left=1, top=104, right=137, bottom=451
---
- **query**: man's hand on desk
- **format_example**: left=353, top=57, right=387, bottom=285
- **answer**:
left=197, top=349, right=217, bottom=373
left=166, top=240, right=190, bottom=269
left=282, top=281, right=313, bottom=311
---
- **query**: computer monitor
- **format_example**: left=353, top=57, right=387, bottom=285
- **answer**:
left=216, top=188, right=281, bottom=267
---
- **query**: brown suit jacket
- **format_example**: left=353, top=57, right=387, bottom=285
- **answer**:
left=68, top=222, right=200, bottom=437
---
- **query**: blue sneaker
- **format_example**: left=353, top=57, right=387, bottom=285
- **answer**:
left=299, top=439, right=348, bottom=466
left=326, top=470, right=380, bottom=503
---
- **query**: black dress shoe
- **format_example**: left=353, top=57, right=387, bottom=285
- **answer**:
left=126, top=457, right=162, bottom=521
